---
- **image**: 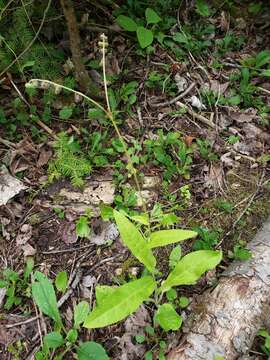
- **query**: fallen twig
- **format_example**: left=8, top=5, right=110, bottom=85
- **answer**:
left=176, top=101, right=215, bottom=128
left=150, top=82, right=196, bottom=108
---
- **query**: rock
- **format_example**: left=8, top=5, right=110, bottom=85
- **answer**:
left=0, top=165, right=27, bottom=206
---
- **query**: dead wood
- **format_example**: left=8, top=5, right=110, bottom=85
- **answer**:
left=168, top=218, right=270, bottom=360
left=60, top=0, right=98, bottom=95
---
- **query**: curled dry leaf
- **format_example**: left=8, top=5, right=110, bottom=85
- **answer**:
left=221, top=152, right=236, bottom=168
left=16, top=224, right=32, bottom=246
left=37, top=147, right=52, bottom=167
left=189, top=95, right=206, bottom=110
left=174, top=74, right=187, bottom=92
left=205, top=164, right=224, bottom=191
left=22, top=243, right=37, bottom=257
left=229, top=108, right=258, bottom=124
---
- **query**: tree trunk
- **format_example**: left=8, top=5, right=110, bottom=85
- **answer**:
left=60, top=0, right=98, bottom=96
left=168, top=218, right=270, bottom=360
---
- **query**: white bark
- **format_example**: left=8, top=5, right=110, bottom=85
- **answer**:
left=168, top=218, right=270, bottom=360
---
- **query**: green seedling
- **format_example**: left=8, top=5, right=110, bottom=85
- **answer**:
left=215, top=200, right=234, bottom=214
left=196, top=139, right=218, bottom=161
left=228, top=240, right=252, bottom=261
left=0, top=258, right=34, bottom=310
left=193, top=227, right=221, bottom=250
left=116, top=8, right=162, bottom=49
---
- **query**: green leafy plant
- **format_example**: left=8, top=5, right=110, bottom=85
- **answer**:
left=215, top=200, right=234, bottom=214
left=48, top=132, right=92, bottom=187
left=196, top=0, right=211, bottom=17
left=228, top=240, right=252, bottom=261
left=258, top=329, right=270, bottom=356
left=31, top=271, right=108, bottom=359
left=196, top=139, right=218, bottom=161
left=83, top=210, right=222, bottom=330
left=144, top=130, right=193, bottom=180
left=116, top=8, right=161, bottom=49
left=193, top=227, right=221, bottom=250
left=0, top=258, right=34, bottom=310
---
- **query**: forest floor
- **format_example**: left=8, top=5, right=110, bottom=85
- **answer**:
left=0, top=1, right=270, bottom=359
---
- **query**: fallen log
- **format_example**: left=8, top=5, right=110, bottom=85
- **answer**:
left=168, top=218, right=270, bottom=360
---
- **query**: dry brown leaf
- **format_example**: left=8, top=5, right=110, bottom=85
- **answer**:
left=22, top=243, right=36, bottom=257
left=229, top=108, right=258, bottom=124
left=205, top=164, right=224, bottom=190
left=58, top=221, right=78, bottom=244
left=16, top=224, right=32, bottom=246
left=37, top=148, right=52, bottom=167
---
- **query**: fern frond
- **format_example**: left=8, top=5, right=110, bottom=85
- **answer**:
left=48, top=133, right=92, bottom=187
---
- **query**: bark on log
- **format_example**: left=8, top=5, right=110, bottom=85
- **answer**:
left=168, top=218, right=270, bottom=360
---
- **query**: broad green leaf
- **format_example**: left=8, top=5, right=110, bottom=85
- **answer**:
left=179, top=296, right=189, bottom=308
left=169, top=246, right=182, bottom=268
left=196, top=0, right=210, bottom=17
left=255, top=50, right=270, bottom=68
left=155, top=303, right=182, bottom=331
left=108, top=88, right=117, bottom=111
left=173, top=32, right=189, bottom=44
left=114, top=210, right=156, bottom=272
left=77, top=341, right=109, bottom=360
left=74, top=301, right=90, bottom=328
left=32, top=272, right=62, bottom=326
left=145, top=8, right=161, bottom=25
left=66, top=329, right=78, bottom=343
left=136, top=27, right=154, bottom=49
left=130, top=214, right=149, bottom=226
left=88, top=108, right=105, bottom=120
left=148, top=229, right=197, bottom=249
left=24, top=257, right=34, bottom=281
left=55, top=271, right=68, bottom=293
left=228, top=95, right=241, bottom=105
left=261, top=69, right=270, bottom=77
left=95, top=285, right=116, bottom=306
left=135, top=334, right=146, bottom=343
left=116, top=15, right=137, bottom=32
left=59, top=107, right=73, bottom=120
left=160, top=250, right=222, bottom=292
left=44, top=332, right=64, bottom=349
left=76, top=216, right=91, bottom=238
left=83, top=276, right=156, bottom=328
left=166, top=288, right=177, bottom=301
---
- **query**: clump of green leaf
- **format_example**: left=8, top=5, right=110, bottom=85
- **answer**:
left=228, top=240, right=252, bottom=261
left=83, top=210, right=222, bottom=331
left=0, top=258, right=34, bottom=310
left=48, top=132, right=92, bottom=187
left=144, top=130, right=193, bottom=180
left=116, top=7, right=162, bottom=49
left=31, top=271, right=109, bottom=359
left=193, top=227, right=221, bottom=250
